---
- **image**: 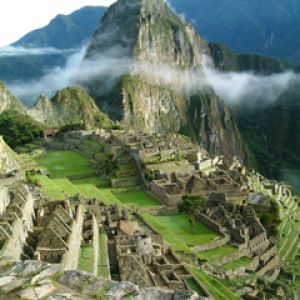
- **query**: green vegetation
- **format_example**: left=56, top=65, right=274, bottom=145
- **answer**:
left=221, top=257, right=252, bottom=270
left=98, top=231, right=109, bottom=278
left=141, top=214, right=220, bottom=253
left=0, top=111, right=43, bottom=148
left=78, top=246, right=94, bottom=273
left=141, top=213, right=192, bottom=253
left=149, top=214, right=220, bottom=246
left=71, top=176, right=109, bottom=186
left=186, top=278, right=208, bottom=296
left=52, top=178, right=80, bottom=197
left=179, top=195, right=205, bottom=232
left=33, top=175, right=65, bottom=200
left=188, top=267, right=242, bottom=300
left=197, top=245, right=238, bottom=262
left=36, top=150, right=94, bottom=178
left=115, top=191, right=161, bottom=208
left=95, top=188, right=122, bottom=205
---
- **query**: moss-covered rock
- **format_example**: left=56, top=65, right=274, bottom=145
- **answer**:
left=28, top=86, right=114, bottom=130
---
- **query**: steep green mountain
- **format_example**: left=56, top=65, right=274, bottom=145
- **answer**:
left=0, top=81, right=27, bottom=114
left=169, top=0, right=300, bottom=65
left=0, top=82, right=44, bottom=148
left=208, top=44, right=300, bottom=192
left=0, top=83, right=113, bottom=147
left=28, top=87, right=113, bottom=130
left=0, top=6, right=107, bottom=84
left=12, top=6, right=106, bottom=49
left=84, top=0, right=245, bottom=161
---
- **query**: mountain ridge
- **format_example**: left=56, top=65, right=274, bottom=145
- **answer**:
left=83, top=0, right=246, bottom=162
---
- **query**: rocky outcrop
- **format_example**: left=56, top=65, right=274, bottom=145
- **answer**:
left=0, top=136, right=20, bottom=174
left=83, top=0, right=246, bottom=161
left=0, top=81, right=27, bottom=114
left=28, top=86, right=114, bottom=129
left=0, top=258, right=198, bottom=300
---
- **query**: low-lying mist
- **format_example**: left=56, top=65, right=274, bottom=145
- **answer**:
left=7, top=46, right=300, bottom=108
left=0, top=46, right=74, bottom=57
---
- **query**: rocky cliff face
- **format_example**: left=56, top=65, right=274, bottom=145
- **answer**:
left=84, top=0, right=245, bottom=161
left=0, top=82, right=27, bottom=114
left=28, top=87, right=113, bottom=129
left=0, top=136, right=20, bottom=174
left=208, top=43, right=300, bottom=190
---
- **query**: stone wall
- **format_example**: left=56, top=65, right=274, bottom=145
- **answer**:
left=212, top=248, right=249, bottom=266
left=193, top=236, right=230, bottom=252
left=196, top=213, right=226, bottom=235
left=1, top=185, right=35, bottom=259
left=0, top=184, right=10, bottom=215
left=149, top=182, right=182, bottom=206
left=92, top=215, right=99, bottom=276
left=257, top=255, right=281, bottom=276
left=62, top=205, right=84, bottom=269
left=111, top=178, right=140, bottom=188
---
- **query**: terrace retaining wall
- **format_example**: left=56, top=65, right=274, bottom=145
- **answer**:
left=211, top=248, right=249, bottom=266
left=192, top=236, right=230, bottom=252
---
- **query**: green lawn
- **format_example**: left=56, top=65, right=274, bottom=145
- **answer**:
left=141, top=213, right=192, bottom=253
left=36, top=150, right=94, bottom=178
left=76, top=184, right=105, bottom=201
left=149, top=214, right=221, bottom=247
left=115, top=191, right=161, bottom=208
left=34, top=175, right=65, bottom=200
left=96, top=188, right=123, bottom=205
left=71, top=176, right=109, bottom=186
left=98, top=232, right=110, bottom=278
left=52, top=178, right=80, bottom=197
left=221, top=257, right=252, bottom=270
left=197, top=245, right=238, bottom=262
left=189, top=267, right=242, bottom=300
left=78, top=246, right=94, bottom=273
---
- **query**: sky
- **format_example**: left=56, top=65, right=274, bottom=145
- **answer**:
left=0, top=0, right=116, bottom=47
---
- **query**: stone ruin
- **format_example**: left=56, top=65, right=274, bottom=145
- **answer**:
left=0, top=182, right=35, bottom=260
left=198, top=193, right=281, bottom=280
left=77, top=197, right=211, bottom=297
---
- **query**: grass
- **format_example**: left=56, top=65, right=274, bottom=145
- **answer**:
left=188, top=267, right=242, bottom=300
left=141, top=213, right=192, bottom=253
left=52, top=178, right=80, bottom=197
left=71, top=176, right=109, bottom=186
left=78, top=245, right=94, bottom=273
left=33, top=175, right=65, bottom=200
left=186, top=277, right=208, bottom=296
left=115, top=191, right=161, bottom=208
left=98, top=231, right=110, bottom=278
left=221, top=257, right=252, bottom=270
left=76, top=184, right=106, bottom=201
left=96, top=188, right=122, bottom=205
left=197, top=245, right=238, bottom=262
left=36, top=150, right=94, bottom=178
left=149, top=214, right=221, bottom=246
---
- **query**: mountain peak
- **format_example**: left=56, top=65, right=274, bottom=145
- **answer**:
left=83, top=0, right=245, bottom=161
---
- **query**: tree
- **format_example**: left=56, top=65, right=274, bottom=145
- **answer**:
left=179, top=195, right=205, bottom=232
left=96, top=153, right=118, bottom=178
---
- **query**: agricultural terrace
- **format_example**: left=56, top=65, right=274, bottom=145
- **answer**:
left=36, top=150, right=94, bottom=178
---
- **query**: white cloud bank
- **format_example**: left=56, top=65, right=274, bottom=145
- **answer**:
left=8, top=46, right=300, bottom=107
left=0, top=46, right=75, bottom=57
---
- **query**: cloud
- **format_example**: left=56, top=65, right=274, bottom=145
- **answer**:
left=8, top=45, right=131, bottom=105
left=0, top=46, right=75, bottom=57
left=8, top=46, right=300, bottom=108
left=131, top=55, right=300, bottom=105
